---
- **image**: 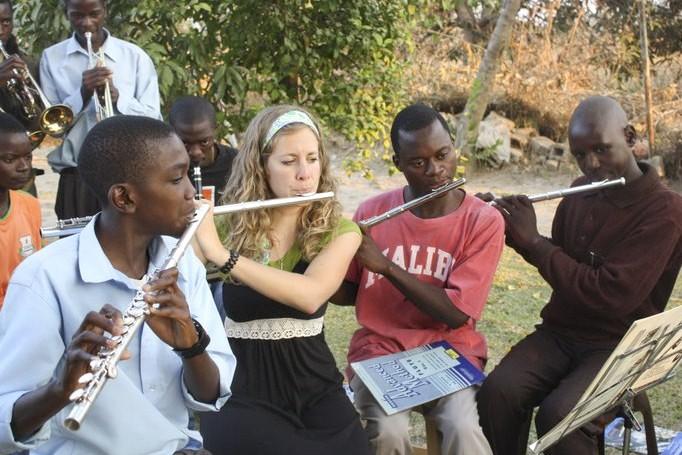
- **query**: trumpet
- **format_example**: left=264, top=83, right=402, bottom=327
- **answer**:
left=488, top=178, right=626, bottom=206
left=41, top=192, right=335, bottom=238
left=358, top=178, right=467, bottom=229
left=0, top=42, right=73, bottom=142
left=84, top=32, right=114, bottom=121
left=0, top=104, right=42, bottom=146
left=64, top=204, right=211, bottom=430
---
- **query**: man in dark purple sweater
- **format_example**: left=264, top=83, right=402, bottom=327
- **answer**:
left=477, top=96, right=682, bottom=455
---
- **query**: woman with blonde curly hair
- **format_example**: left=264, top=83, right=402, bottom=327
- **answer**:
left=195, top=105, right=370, bottom=454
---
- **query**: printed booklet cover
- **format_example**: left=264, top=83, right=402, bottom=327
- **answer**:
left=351, top=340, right=486, bottom=415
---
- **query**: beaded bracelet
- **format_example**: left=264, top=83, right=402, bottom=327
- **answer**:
left=219, top=249, right=240, bottom=274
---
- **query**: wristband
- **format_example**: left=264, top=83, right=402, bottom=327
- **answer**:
left=219, top=249, right=240, bottom=275
left=173, top=319, right=210, bottom=359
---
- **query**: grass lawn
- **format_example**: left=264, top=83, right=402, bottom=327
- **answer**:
left=325, top=246, right=682, bottom=451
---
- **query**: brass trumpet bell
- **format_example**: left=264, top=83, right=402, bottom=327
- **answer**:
left=0, top=41, right=74, bottom=139
left=40, top=104, right=74, bottom=137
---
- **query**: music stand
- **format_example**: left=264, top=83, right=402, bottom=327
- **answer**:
left=529, top=305, right=682, bottom=454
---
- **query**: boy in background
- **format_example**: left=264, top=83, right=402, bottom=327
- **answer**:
left=0, top=112, right=40, bottom=309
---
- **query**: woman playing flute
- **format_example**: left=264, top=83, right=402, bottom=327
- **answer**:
left=194, top=105, right=370, bottom=454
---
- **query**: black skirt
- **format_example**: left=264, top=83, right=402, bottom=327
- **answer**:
left=199, top=261, right=370, bottom=455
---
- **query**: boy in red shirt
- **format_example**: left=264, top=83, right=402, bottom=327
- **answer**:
left=0, top=112, right=41, bottom=309
left=333, top=104, right=504, bottom=455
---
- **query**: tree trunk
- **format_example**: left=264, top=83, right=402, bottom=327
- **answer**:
left=639, top=0, right=654, bottom=156
left=453, top=0, right=522, bottom=160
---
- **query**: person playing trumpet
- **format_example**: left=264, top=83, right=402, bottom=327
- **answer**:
left=332, top=103, right=504, bottom=455
left=39, top=0, right=161, bottom=220
left=0, top=0, right=37, bottom=132
left=477, top=96, right=682, bottom=455
left=0, top=0, right=45, bottom=196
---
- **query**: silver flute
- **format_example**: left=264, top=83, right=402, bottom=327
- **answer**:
left=64, top=203, right=211, bottom=431
left=489, top=177, right=626, bottom=206
left=358, top=178, right=466, bottom=229
left=42, top=192, right=335, bottom=238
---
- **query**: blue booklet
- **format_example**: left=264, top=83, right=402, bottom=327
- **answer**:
left=604, top=417, right=682, bottom=455
left=350, top=340, right=486, bottom=415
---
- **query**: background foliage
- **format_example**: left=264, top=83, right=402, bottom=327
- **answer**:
left=14, top=0, right=416, bottom=176
left=12, top=0, right=682, bottom=174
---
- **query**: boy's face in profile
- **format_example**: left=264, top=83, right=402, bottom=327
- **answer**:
left=129, top=135, right=197, bottom=238
left=0, top=132, right=32, bottom=191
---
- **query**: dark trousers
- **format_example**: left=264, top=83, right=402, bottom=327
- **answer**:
left=477, top=327, right=614, bottom=455
left=55, top=167, right=100, bottom=219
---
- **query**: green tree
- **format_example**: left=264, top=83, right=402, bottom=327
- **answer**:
left=15, top=0, right=414, bottom=173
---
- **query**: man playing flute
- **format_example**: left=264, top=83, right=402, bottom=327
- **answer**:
left=477, top=96, right=682, bottom=455
left=333, top=103, right=504, bottom=455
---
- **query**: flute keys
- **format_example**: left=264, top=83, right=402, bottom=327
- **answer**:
left=123, top=316, right=135, bottom=326
left=129, top=307, right=145, bottom=318
left=78, top=372, right=94, bottom=384
left=69, top=388, right=86, bottom=402
left=107, top=364, right=118, bottom=379
left=89, top=359, right=104, bottom=371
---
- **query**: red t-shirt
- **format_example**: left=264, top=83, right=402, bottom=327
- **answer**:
left=346, top=188, right=504, bottom=372
left=0, top=190, right=41, bottom=309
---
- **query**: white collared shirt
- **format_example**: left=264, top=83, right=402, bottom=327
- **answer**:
left=0, top=216, right=236, bottom=455
left=39, top=31, right=162, bottom=171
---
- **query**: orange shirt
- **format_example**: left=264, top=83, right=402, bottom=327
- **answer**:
left=0, top=190, right=41, bottom=309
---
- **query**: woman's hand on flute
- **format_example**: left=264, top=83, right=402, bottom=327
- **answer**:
left=194, top=201, right=230, bottom=266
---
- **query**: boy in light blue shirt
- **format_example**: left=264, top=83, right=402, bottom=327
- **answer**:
left=0, top=115, right=235, bottom=455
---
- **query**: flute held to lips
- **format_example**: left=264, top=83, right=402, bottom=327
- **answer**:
left=41, top=192, right=335, bottom=238
left=64, top=203, right=211, bottom=431
left=489, top=178, right=625, bottom=206
left=358, top=178, right=466, bottom=229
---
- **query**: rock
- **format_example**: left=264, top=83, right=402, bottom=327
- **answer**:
left=476, top=112, right=512, bottom=164
left=514, top=127, right=538, bottom=138
left=549, top=142, right=569, bottom=162
left=545, top=159, right=560, bottom=171
left=529, top=136, right=555, bottom=159
left=510, top=132, right=529, bottom=151
left=484, top=111, right=515, bottom=130
left=510, top=147, right=524, bottom=164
